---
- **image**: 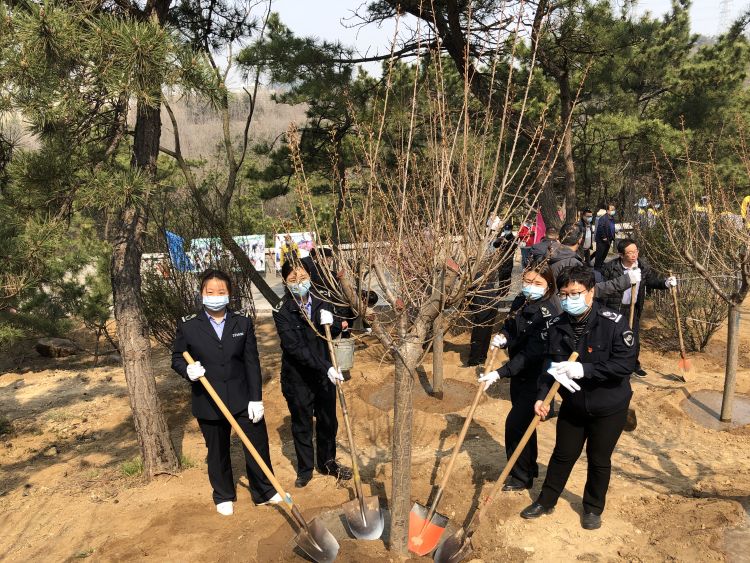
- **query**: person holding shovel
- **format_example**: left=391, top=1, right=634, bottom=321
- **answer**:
left=171, top=269, right=280, bottom=516
left=478, top=264, right=561, bottom=492
left=273, top=259, right=352, bottom=488
left=599, top=238, right=677, bottom=377
left=520, top=265, right=637, bottom=530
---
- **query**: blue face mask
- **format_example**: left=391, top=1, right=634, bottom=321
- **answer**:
left=585, top=216, right=593, bottom=223
left=561, top=293, right=590, bottom=316
left=522, top=285, right=546, bottom=301
left=290, top=279, right=311, bottom=298
left=609, top=210, right=616, bottom=216
left=203, top=295, right=229, bottom=312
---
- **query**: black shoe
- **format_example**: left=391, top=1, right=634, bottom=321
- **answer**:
left=502, top=476, right=532, bottom=492
left=581, top=512, right=602, bottom=530
left=319, top=460, right=352, bottom=481
left=295, top=473, right=312, bottom=488
left=633, top=368, right=647, bottom=378
left=520, top=502, right=554, bottom=519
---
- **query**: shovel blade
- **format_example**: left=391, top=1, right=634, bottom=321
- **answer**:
left=294, top=517, right=339, bottom=563
left=678, top=357, right=692, bottom=371
left=342, top=496, right=384, bottom=540
left=433, top=528, right=472, bottom=563
left=408, top=502, right=450, bottom=556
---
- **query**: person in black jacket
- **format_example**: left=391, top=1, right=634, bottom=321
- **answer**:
left=520, top=265, right=637, bottom=530
left=171, top=269, right=279, bottom=516
left=594, top=204, right=617, bottom=269
left=467, top=224, right=516, bottom=366
left=478, top=265, right=561, bottom=491
left=599, top=238, right=677, bottom=377
left=273, top=259, right=352, bottom=488
left=578, top=208, right=596, bottom=264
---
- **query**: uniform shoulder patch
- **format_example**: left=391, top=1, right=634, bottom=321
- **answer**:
left=181, top=313, right=197, bottom=323
left=622, top=330, right=635, bottom=347
left=272, top=299, right=285, bottom=313
left=546, top=315, right=560, bottom=329
left=599, top=310, right=622, bottom=323
left=540, top=306, right=552, bottom=318
left=233, top=309, right=252, bottom=318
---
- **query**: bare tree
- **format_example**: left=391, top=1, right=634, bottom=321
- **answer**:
left=649, top=138, right=750, bottom=421
left=286, top=6, right=559, bottom=552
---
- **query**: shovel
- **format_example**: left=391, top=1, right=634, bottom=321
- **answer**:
left=182, top=352, right=339, bottom=563
left=434, top=352, right=579, bottom=563
left=408, top=347, right=501, bottom=556
left=323, top=325, right=384, bottom=540
left=626, top=285, right=638, bottom=432
left=668, top=271, right=690, bottom=382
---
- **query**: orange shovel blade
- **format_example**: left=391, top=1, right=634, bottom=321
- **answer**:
left=408, top=503, right=450, bottom=556
left=678, top=356, right=692, bottom=371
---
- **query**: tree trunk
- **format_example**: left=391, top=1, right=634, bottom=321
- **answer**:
left=720, top=302, right=741, bottom=422
left=390, top=329, right=420, bottom=554
left=332, top=140, right=346, bottom=246
left=558, top=74, right=577, bottom=222
left=110, top=99, right=178, bottom=477
left=432, top=314, right=444, bottom=399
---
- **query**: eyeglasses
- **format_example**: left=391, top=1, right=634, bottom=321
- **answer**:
left=558, top=290, right=586, bottom=300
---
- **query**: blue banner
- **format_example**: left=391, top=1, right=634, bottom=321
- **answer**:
left=165, top=230, right=193, bottom=272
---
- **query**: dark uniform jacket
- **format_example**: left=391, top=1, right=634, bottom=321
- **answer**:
left=171, top=309, right=263, bottom=420
left=495, top=294, right=561, bottom=380
left=272, top=293, right=341, bottom=384
left=548, top=246, right=632, bottom=299
left=599, top=256, right=666, bottom=317
left=595, top=214, right=616, bottom=244
left=536, top=301, right=637, bottom=416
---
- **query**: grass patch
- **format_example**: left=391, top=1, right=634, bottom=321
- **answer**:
left=0, top=416, right=11, bottom=436
left=120, top=457, right=144, bottom=477
left=180, top=454, right=196, bottom=469
left=73, top=549, right=94, bottom=559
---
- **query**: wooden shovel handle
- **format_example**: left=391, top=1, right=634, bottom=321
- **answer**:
left=323, top=325, right=365, bottom=503
left=470, top=351, right=579, bottom=529
left=668, top=271, right=687, bottom=358
left=628, top=283, right=637, bottom=329
left=182, top=352, right=298, bottom=516
left=422, top=346, right=501, bottom=525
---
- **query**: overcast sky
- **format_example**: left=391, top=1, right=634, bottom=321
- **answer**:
left=227, top=0, right=749, bottom=87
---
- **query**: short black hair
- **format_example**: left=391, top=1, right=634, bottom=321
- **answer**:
left=545, top=227, right=559, bottom=238
left=200, top=269, right=232, bottom=294
left=310, top=247, right=333, bottom=259
left=581, top=208, right=592, bottom=214
left=556, top=265, right=595, bottom=291
left=559, top=223, right=583, bottom=246
left=281, top=258, right=305, bottom=280
left=617, top=238, right=638, bottom=254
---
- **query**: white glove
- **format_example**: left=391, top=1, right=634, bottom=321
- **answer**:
left=547, top=362, right=581, bottom=393
left=627, top=268, right=641, bottom=285
left=327, top=366, right=344, bottom=384
left=519, top=241, right=526, bottom=248
left=248, top=401, right=265, bottom=423
left=665, top=276, right=677, bottom=288
left=478, top=370, right=500, bottom=389
left=187, top=361, right=205, bottom=381
left=555, top=361, right=584, bottom=380
left=491, top=333, right=508, bottom=349
left=320, top=309, right=334, bottom=326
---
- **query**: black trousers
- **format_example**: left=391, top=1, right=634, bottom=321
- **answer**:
left=282, top=375, right=338, bottom=477
left=593, top=240, right=611, bottom=270
left=582, top=247, right=592, bottom=265
left=197, top=414, right=276, bottom=505
left=505, top=377, right=539, bottom=484
left=537, top=403, right=629, bottom=515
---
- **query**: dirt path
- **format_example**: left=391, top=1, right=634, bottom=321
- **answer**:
left=1, top=312, right=749, bottom=562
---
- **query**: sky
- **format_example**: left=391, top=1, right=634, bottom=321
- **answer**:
left=226, top=0, right=750, bottom=87
left=272, top=0, right=749, bottom=56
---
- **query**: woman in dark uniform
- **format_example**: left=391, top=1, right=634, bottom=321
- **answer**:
left=272, top=259, right=352, bottom=488
left=521, top=265, right=636, bottom=530
left=171, top=269, right=279, bottom=516
left=478, top=264, right=560, bottom=491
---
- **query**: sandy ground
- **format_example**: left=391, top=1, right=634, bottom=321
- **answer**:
left=1, top=306, right=750, bottom=563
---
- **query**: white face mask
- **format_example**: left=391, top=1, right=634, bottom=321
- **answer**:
left=203, top=295, right=229, bottom=312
